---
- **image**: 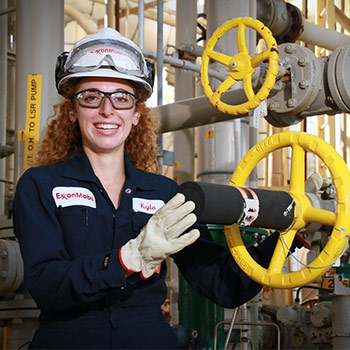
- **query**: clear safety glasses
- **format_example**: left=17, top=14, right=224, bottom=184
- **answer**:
left=70, top=89, right=139, bottom=109
left=64, top=39, right=149, bottom=79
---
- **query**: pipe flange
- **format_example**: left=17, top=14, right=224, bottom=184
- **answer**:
left=266, top=43, right=321, bottom=127
left=0, top=240, right=24, bottom=296
left=335, top=47, right=350, bottom=111
left=327, top=46, right=350, bottom=111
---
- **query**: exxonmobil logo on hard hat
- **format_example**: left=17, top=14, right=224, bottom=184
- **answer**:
left=90, top=48, right=125, bottom=56
left=52, top=186, right=96, bottom=208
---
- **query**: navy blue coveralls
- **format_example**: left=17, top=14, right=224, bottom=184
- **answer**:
left=13, top=149, right=278, bottom=349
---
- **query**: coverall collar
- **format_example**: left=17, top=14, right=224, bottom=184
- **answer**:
left=62, top=148, right=155, bottom=191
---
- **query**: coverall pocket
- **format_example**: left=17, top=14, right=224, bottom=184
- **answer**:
left=55, top=206, right=106, bottom=257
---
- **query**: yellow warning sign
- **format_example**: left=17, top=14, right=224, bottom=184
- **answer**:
left=23, top=74, right=42, bottom=168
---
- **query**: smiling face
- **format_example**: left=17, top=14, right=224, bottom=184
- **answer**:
left=69, top=77, right=140, bottom=156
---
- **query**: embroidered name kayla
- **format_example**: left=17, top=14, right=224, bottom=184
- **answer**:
left=140, top=202, right=156, bottom=212
left=132, top=198, right=165, bottom=214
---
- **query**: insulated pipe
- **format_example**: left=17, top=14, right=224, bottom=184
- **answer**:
left=177, top=181, right=295, bottom=230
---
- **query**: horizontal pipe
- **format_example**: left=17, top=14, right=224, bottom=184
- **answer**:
left=153, top=85, right=248, bottom=133
left=0, top=6, right=15, bottom=16
left=299, top=19, right=350, bottom=51
left=0, top=178, right=14, bottom=184
left=214, top=321, right=280, bottom=350
left=0, top=145, right=14, bottom=159
left=142, top=49, right=227, bottom=81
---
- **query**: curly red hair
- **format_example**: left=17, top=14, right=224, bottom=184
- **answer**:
left=30, top=80, right=160, bottom=174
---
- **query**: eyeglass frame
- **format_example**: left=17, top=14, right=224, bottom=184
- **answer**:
left=70, top=89, right=139, bottom=110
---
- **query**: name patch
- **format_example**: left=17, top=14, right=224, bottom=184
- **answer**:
left=52, top=187, right=96, bottom=208
left=132, top=198, right=165, bottom=214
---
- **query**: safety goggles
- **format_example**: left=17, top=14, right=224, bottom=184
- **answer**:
left=64, top=39, right=149, bottom=79
left=70, top=89, right=139, bottom=109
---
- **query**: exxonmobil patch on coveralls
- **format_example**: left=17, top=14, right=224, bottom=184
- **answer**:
left=52, top=187, right=96, bottom=208
left=132, top=198, right=164, bottom=214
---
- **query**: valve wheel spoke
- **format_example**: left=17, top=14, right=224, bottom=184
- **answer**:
left=267, top=229, right=298, bottom=274
left=237, top=22, right=248, bottom=54
left=290, top=143, right=306, bottom=193
left=206, top=50, right=233, bottom=67
left=242, top=72, right=255, bottom=100
left=251, top=50, right=271, bottom=68
left=211, top=77, right=237, bottom=105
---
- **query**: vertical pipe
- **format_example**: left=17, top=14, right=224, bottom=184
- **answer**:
left=157, top=0, right=163, bottom=106
left=173, top=1, right=196, bottom=185
left=248, top=0, right=258, bottom=188
left=107, top=0, right=115, bottom=29
left=138, top=0, right=144, bottom=49
left=239, top=303, right=249, bottom=350
left=173, top=0, right=197, bottom=325
left=249, top=295, right=260, bottom=350
left=0, top=0, right=8, bottom=216
left=15, top=0, right=64, bottom=179
left=248, top=3, right=259, bottom=347
left=115, top=0, right=120, bottom=31
left=157, top=0, right=164, bottom=170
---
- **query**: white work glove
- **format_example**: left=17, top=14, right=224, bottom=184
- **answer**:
left=119, top=193, right=200, bottom=279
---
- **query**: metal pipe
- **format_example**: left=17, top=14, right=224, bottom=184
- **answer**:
left=138, top=0, right=144, bottom=49
left=157, top=0, right=163, bottom=106
left=64, top=5, right=96, bottom=34
left=335, top=6, right=350, bottom=32
left=107, top=0, right=115, bottom=29
left=248, top=0, right=258, bottom=188
left=115, top=0, right=120, bottom=31
left=0, top=179, right=14, bottom=185
left=239, top=304, right=249, bottom=350
left=215, top=321, right=281, bottom=350
left=156, top=0, right=164, bottom=171
left=15, top=0, right=64, bottom=178
left=0, top=6, right=15, bottom=16
left=142, top=49, right=227, bottom=81
left=0, top=0, right=7, bottom=216
left=0, top=146, right=14, bottom=159
left=153, top=83, right=249, bottom=134
left=299, top=19, right=350, bottom=51
left=222, top=308, right=238, bottom=350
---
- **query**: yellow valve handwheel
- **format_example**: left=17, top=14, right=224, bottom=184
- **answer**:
left=201, top=17, right=279, bottom=115
left=225, top=132, right=350, bottom=289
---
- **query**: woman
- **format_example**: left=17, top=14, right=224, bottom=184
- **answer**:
left=13, top=28, right=278, bottom=349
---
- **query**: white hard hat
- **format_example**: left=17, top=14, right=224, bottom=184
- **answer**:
left=55, top=28, right=153, bottom=98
